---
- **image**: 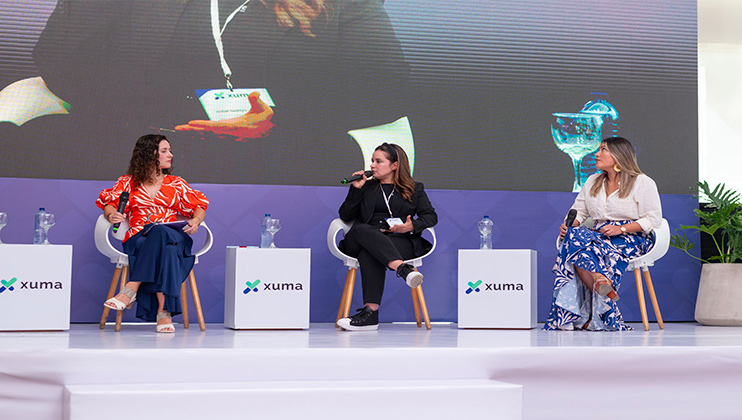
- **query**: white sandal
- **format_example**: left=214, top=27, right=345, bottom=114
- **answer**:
left=103, top=286, right=137, bottom=310
left=156, top=310, right=175, bottom=333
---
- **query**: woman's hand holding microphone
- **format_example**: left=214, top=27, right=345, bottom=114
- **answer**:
left=559, top=220, right=581, bottom=239
left=350, top=170, right=370, bottom=189
left=107, top=211, right=125, bottom=225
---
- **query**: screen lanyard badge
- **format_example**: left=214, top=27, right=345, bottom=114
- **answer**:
left=201, top=0, right=275, bottom=121
left=210, top=0, right=251, bottom=91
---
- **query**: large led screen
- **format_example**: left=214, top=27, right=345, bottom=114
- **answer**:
left=0, top=0, right=697, bottom=193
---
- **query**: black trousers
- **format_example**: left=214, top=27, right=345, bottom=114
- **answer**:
left=341, top=223, right=416, bottom=305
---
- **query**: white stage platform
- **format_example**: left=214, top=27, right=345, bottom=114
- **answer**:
left=2, top=322, right=742, bottom=420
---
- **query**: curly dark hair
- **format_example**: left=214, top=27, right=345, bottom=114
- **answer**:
left=127, top=134, right=172, bottom=187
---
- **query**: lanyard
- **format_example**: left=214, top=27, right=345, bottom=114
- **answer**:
left=210, top=0, right=251, bottom=90
left=381, top=185, right=395, bottom=218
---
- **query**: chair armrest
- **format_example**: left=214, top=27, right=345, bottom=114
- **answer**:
left=327, top=218, right=358, bottom=267
left=193, top=221, right=214, bottom=262
left=406, top=226, right=437, bottom=267
left=93, top=214, right=128, bottom=265
left=421, top=227, right=437, bottom=258
left=632, top=218, right=670, bottom=268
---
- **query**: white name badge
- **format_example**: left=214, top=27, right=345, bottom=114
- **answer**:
left=385, top=217, right=404, bottom=227
left=195, top=88, right=275, bottom=121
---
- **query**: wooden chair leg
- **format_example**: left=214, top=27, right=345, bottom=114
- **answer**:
left=634, top=268, right=649, bottom=331
left=411, top=287, right=422, bottom=327
left=416, top=286, right=432, bottom=330
left=336, top=268, right=357, bottom=327
left=100, top=266, right=122, bottom=329
left=188, top=270, right=206, bottom=332
left=114, top=266, right=129, bottom=332
left=643, top=268, right=665, bottom=330
left=180, top=281, right=190, bottom=329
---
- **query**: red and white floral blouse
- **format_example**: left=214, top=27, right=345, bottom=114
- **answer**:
left=96, top=175, right=209, bottom=242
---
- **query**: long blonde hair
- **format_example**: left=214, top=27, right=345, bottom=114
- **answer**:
left=589, top=137, right=643, bottom=199
left=268, top=0, right=328, bottom=36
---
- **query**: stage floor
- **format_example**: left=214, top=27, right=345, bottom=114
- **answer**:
left=2, top=322, right=742, bottom=420
left=4, top=321, right=742, bottom=349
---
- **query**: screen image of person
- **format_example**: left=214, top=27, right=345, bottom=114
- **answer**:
left=336, top=143, right=437, bottom=331
left=544, top=137, right=662, bottom=331
left=97, top=134, right=209, bottom=333
left=26, top=0, right=410, bottom=185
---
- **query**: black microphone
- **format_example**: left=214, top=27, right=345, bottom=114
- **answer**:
left=341, top=170, right=373, bottom=184
left=112, top=191, right=129, bottom=233
left=565, top=208, right=577, bottom=228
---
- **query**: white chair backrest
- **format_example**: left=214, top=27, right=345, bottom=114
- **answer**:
left=192, top=222, right=213, bottom=263
left=326, top=218, right=436, bottom=268
left=93, top=214, right=128, bottom=266
left=112, top=219, right=130, bottom=241
left=628, top=218, right=670, bottom=270
left=94, top=214, right=214, bottom=266
left=327, top=218, right=357, bottom=267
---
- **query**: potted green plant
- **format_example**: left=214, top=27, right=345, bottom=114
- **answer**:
left=671, top=181, right=742, bottom=326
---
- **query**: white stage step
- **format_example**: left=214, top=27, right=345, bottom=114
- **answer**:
left=64, top=379, right=523, bottom=420
left=4, top=323, right=742, bottom=420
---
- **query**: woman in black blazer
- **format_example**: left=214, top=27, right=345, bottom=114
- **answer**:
left=336, top=143, right=437, bottom=331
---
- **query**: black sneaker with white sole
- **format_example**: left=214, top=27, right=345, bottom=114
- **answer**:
left=337, top=306, right=379, bottom=331
left=396, top=263, right=423, bottom=288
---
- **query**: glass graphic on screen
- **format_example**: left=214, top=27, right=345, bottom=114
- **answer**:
left=552, top=95, right=619, bottom=192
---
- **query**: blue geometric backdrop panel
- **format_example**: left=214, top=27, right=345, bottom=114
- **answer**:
left=0, top=178, right=700, bottom=323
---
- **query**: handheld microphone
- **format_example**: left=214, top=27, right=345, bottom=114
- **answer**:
left=341, top=170, right=373, bottom=184
left=565, top=208, right=577, bottom=228
left=112, top=191, right=129, bottom=233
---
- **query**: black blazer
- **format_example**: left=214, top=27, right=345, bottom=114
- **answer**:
left=339, top=181, right=437, bottom=257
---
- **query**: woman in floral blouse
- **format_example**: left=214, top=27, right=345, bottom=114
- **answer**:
left=97, top=134, right=209, bottom=333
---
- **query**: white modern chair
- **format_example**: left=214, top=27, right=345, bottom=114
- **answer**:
left=327, top=218, right=437, bottom=330
left=94, top=214, right=213, bottom=332
left=557, top=218, right=670, bottom=331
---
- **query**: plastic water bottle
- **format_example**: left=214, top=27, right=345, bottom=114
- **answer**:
left=260, top=213, right=271, bottom=248
left=33, top=207, right=46, bottom=245
left=478, top=215, right=493, bottom=249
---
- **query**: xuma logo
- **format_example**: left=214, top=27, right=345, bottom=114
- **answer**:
left=243, top=279, right=304, bottom=295
left=215, top=92, right=253, bottom=100
left=465, top=281, right=524, bottom=293
left=262, top=282, right=304, bottom=291
left=0, top=278, right=63, bottom=294
left=465, top=280, right=482, bottom=294
left=226, top=93, right=252, bottom=98
left=243, top=279, right=261, bottom=294
left=0, top=277, right=17, bottom=293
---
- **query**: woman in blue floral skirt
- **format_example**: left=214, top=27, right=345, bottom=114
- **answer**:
left=544, top=137, right=662, bottom=331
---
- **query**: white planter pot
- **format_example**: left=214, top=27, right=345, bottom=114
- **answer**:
left=695, top=263, right=742, bottom=326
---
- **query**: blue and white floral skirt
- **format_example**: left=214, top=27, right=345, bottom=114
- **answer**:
left=543, top=221, right=655, bottom=331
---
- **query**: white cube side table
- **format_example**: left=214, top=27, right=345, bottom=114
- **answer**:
left=225, top=247, right=311, bottom=329
left=0, top=244, right=73, bottom=331
left=458, top=249, right=537, bottom=329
